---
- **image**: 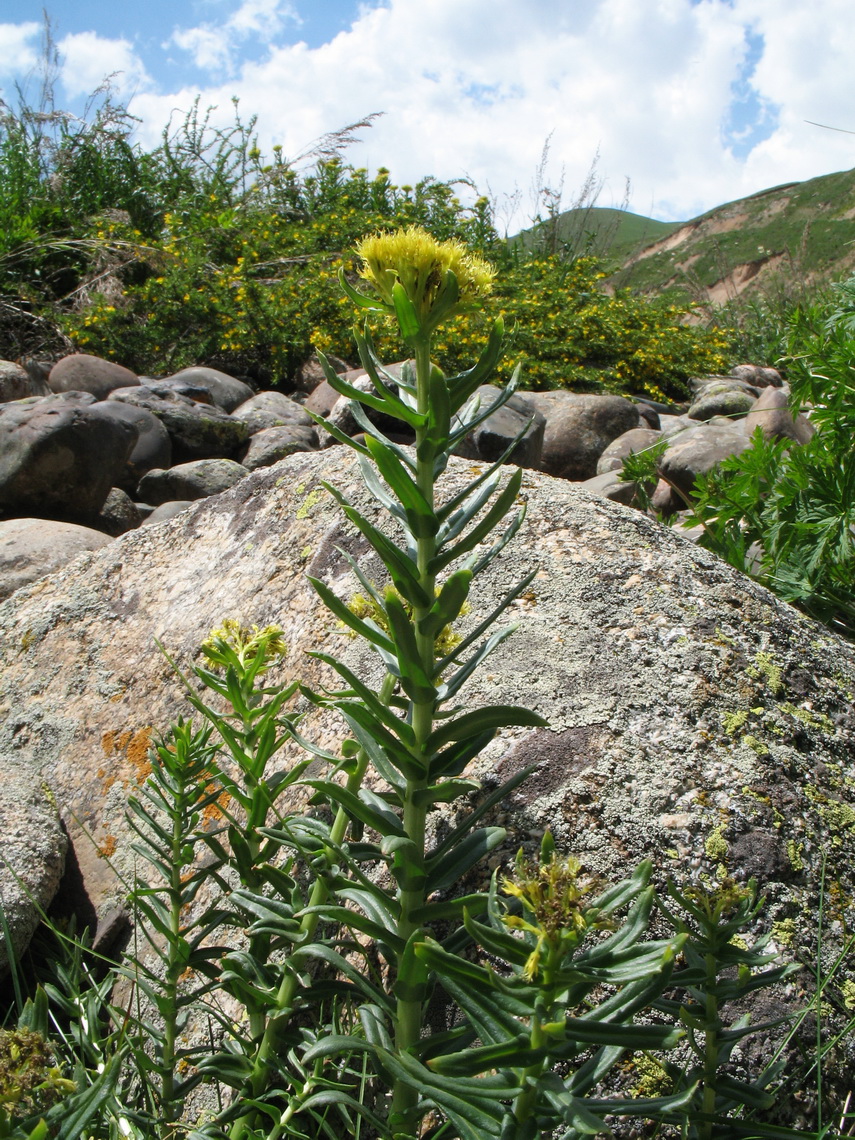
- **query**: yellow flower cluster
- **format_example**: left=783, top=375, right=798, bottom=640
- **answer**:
left=355, top=226, right=495, bottom=327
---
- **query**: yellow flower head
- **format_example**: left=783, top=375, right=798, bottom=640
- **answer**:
left=354, top=226, right=495, bottom=331
left=502, top=844, right=612, bottom=980
left=201, top=618, right=286, bottom=671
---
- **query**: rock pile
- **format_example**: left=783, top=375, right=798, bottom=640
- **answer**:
left=0, top=351, right=810, bottom=601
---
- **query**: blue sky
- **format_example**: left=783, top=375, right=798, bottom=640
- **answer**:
left=3, top=0, right=854, bottom=226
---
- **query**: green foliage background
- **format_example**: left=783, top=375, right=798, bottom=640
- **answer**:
left=0, top=88, right=728, bottom=398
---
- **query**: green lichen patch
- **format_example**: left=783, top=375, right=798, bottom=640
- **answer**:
left=705, top=823, right=729, bottom=861
left=747, top=651, right=784, bottom=696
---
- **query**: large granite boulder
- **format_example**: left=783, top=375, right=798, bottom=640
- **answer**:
left=0, top=393, right=139, bottom=522
left=49, top=353, right=139, bottom=400
left=1, top=446, right=853, bottom=1033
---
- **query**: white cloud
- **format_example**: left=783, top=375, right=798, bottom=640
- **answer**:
left=0, top=21, right=41, bottom=85
left=167, top=0, right=300, bottom=75
left=58, top=31, right=153, bottom=100
left=9, top=0, right=855, bottom=228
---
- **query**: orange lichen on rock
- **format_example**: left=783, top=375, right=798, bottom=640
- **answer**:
left=100, top=726, right=154, bottom=785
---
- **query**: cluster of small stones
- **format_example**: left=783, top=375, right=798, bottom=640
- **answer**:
left=0, top=352, right=807, bottom=602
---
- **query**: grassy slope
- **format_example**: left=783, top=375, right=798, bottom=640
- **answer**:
left=513, top=167, right=855, bottom=304
left=613, top=167, right=855, bottom=302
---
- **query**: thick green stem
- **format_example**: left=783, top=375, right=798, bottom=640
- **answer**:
left=158, top=788, right=189, bottom=1134
left=699, top=950, right=721, bottom=1140
left=513, top=942, right=560, bottom=1128
left=391, top=334, right=438, bottom=1132
left=229, top=672, right=396, bottom=1140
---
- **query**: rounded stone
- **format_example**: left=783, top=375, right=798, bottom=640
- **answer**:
left=137, top=459, right=248, bottom=505
left=49, top=353, right=140, bottom=400
left=0, top=517, right=114, bottom=601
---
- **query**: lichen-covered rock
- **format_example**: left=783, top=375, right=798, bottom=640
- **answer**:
left=231, top=391, right=316, bottom=436
left=108, top=386, right=248, bottom=463
left=0, top=449, right=854, bottom=1102
left=0, top=757, right=67, bottom=976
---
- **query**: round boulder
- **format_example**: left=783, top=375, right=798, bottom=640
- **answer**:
left=137, top=459, right=248, bottom=505
left=525, top=391, right=642, bottom=480
left=140, top=500, right=194, bottom=526
left=0, top=395, right=139, bottom=521
left=596, top=427, right=662, bottom=475
left=452, top=386, right=545, bottom=469
left=744, top=385, right=815, bottom=445
left=0, top=517, right=113, bottom=602
left=0, top=360, right=50, bottom=403
left=240, top=425, right=318, bottom=471
left=49, top=353, right=140, bottom=400
left=90, top=399, right=172, bottom=490
left=108, top=387, right=248, bottom=463
left=688, top=384, right=757, bottom=422
left=232, top=391, right=317, bottom=435
left=659, top=422, right=752, bottom=500
left=168, top=367, right=254, bottom=413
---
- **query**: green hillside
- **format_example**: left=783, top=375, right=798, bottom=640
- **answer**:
left=611, top=167, right=855, bottom=303
left=514, top=167, right=855, bottom=307
left=513, top=207, right=681, bottom=260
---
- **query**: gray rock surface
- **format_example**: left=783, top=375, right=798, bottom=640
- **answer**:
left=49, top=353, right=139, bottom=400
left=232, top=391, right=316, bottom=435
left=108, top=386, right=248, bottom=463
left=0, top=394, right=139, bottom=521
left=730, top=363, right=783, bottom=388
left=293, top=353, right=350, bottom=394
left=688, top=385, right=757, bottom=422
left=0, top=360, right=50, bottom=403
left=452, top=385, right=546, bottom=469
left=596, top=427, right=662, bottom=475
left=744, top=385, right=815, bottom=445
left=0, top=517, right=114, bottom=601
left=0, top=758, right=67, bottom=976
left=97, top=488, right=142, bottom=537
left=137, top=459, right=248, bottom=505
left=90, top=399, right=172, bottom=490
left=239, top=425, right=318, bottom=471
left=0, top=446, right=853, bottom=1021
left=168, top=367, right=254, bottom=412
left=525, top=391, right=641, bottom=480
left=658, top=421, right=752, bottom=500
left=578, top=468, right=640, bottom=505
left=140, top=500, right=194, bottom=525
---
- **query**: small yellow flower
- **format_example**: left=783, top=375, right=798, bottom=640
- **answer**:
left=201, top=619, right=286, bottom=671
